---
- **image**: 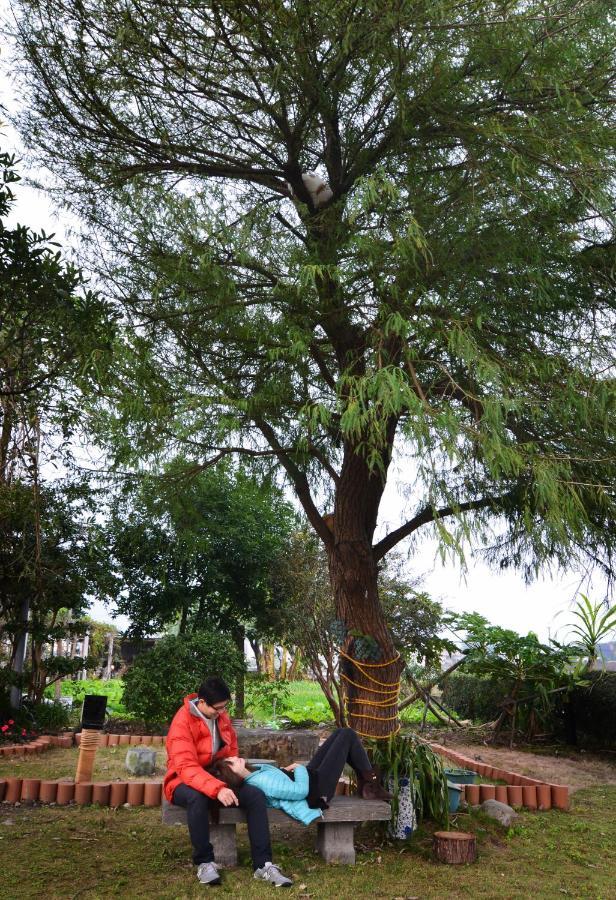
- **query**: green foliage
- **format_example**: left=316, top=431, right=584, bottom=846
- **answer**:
left=568, top=672, right=616, bottom=750
left=11, top=1, right=616, bottom=734
left=441, top=672, right=510, bottom=724
left=25, top=700, right=71, bottom=733
left=563, top=595, right=616, bottom=668
left=48, top=678, right=127, bottom=716
left=368, top=734, right=449, bottom=827
left=244, top=675, right=291, bottom=719
left=122, top=632, right=245, bottom=725
left=104, top=459, right=297, bottom=641
left=454, top=612, right=583, bottom=737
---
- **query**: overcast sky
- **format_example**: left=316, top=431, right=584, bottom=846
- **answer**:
left=1, top=44, right=611, bottom=644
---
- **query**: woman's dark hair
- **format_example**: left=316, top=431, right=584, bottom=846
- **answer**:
left=198, top=676, right=231, bottom=706
left=213, top=759, right=254, bottom=791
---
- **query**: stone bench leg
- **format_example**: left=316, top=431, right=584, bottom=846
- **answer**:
left=316, top=822, right=356, bottom=864
left=210, top=823, right=238, bottom=867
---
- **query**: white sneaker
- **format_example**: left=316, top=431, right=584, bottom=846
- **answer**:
left=253, top=861, right=293, bottom=887
left=196, top=862, right=221, bottom=885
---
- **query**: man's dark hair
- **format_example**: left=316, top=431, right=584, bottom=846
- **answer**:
left=198, top=676, right=232, bottom=706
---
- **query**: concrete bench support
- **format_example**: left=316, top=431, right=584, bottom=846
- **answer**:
left=162, top=795, right=390, bottom=866
left=211, top=823, right=237, bottom=867
left=316, top=820, right=356, bottom=864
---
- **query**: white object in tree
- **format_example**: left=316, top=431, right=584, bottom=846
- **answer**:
left=287, top=171, right=333, bottom=208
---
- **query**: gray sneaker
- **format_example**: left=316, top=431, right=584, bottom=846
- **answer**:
left=196, top=862, right=221, bottom=885
left=253, top=862, right=293, bottom=887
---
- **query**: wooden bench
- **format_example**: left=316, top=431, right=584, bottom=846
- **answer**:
left=162, top=795, right=391, bottom=865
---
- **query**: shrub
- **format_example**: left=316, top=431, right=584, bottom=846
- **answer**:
left=567, top=672, right=616, bottom=749
left=122, top=632, right=245, bottom=725
left=26, top=700, right=71, bottom=733
left=440, top=672, right=511, bottom=723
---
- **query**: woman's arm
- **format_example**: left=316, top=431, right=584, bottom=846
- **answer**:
left=270, top=764, right=310, bottom=800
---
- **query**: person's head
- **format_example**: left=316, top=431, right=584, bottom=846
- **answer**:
left=196, top=676, right=232, bottom=720
left=213, top=757, right=254, bottom=790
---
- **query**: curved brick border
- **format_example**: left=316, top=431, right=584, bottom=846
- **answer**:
left=0, top=733, right=166, bottom=808
left=431, top=742, right=570, bottom=810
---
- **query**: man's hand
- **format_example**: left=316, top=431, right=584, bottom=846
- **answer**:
left=217, top=787, right=239, bottom=807
left=282, top=762, right=300, bottom=772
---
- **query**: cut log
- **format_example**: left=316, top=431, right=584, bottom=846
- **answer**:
left=433, top=831, right=477, bottom=864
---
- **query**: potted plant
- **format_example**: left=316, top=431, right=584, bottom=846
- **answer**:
left=368, top=734, right=449, bottom=838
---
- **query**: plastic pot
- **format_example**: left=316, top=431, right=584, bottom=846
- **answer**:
left=447, top=781, right=462, bottom=813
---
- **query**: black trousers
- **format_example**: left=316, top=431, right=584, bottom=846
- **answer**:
left=306, top=727, right=372, bottom=801
left=173, top=781, right=272, bottom=869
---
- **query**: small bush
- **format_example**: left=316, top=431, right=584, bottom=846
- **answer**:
left=27, top=700, right=71, bottom=733
left=567, top=671, right=616, bottom=749
left=440, top=672, right=510, bottom=723
left=122, top=632, right=245, bottom=725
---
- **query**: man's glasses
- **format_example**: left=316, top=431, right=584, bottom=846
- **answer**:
left=200, top=699, right=228, bottom=712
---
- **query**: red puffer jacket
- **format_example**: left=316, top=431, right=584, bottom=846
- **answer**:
left=164, top=693, right=238, bottom=802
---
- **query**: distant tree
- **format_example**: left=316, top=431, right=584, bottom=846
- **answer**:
left=11, top=1, right=616, bottom=735
left=0, top=480, right=109, bottom=702
left=0, top=148, right=115, bottom=706
left=104, top=459, right=296, bottom=711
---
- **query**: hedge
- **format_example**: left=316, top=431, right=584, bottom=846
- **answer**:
left=440, top=672, right=510, bottom=723
left=566, top=671, right=616, bottom=750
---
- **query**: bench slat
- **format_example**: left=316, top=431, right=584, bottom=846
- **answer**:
left=162, top=795, right=390, bottom=826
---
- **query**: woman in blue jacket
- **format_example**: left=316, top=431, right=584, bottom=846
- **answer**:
left=212, top=727, right=391, bottom=826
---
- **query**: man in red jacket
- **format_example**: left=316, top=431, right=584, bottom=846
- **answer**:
left=165, top=676, right=292, bottom=887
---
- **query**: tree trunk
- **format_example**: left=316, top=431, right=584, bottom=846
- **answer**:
left=260, top=644, right=275, bottom=679
left=326, top=442, right=403, bottom=738
left=287, top=648, right=302, bottom=681
left=280, top=647, right=288, bottom=680
left=328, top=534, right=402, bottom=738
left=433, top=832, right=477, bottom=864
left=232, top=624, right=246, bottom=718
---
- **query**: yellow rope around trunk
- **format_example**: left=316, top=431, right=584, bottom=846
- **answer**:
left=339, top=649, right=402, bottom=739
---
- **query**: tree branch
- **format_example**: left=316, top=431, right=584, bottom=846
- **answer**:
left=373, top=493, right=515, bottom=561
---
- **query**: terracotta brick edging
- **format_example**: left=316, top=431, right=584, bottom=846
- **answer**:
left=431, top=742, right=570, bottom=812
left=0, top=732, right=166, bottom=809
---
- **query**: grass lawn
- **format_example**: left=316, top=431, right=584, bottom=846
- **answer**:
left=1, top=786, right=614, bottom=899
left=0, top=746, right=167, bottom=782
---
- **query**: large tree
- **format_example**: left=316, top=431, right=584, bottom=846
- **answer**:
left=10, top=0, right=616, bottom=736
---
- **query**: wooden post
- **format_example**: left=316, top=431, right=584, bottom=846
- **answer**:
left=433, top=831, right=477, bottom=864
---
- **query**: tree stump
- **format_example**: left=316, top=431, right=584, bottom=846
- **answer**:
left=433, top=831, right=477, bottom=864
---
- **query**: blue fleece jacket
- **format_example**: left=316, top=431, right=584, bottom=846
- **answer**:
left=244, top=764, right=322, bottom=825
